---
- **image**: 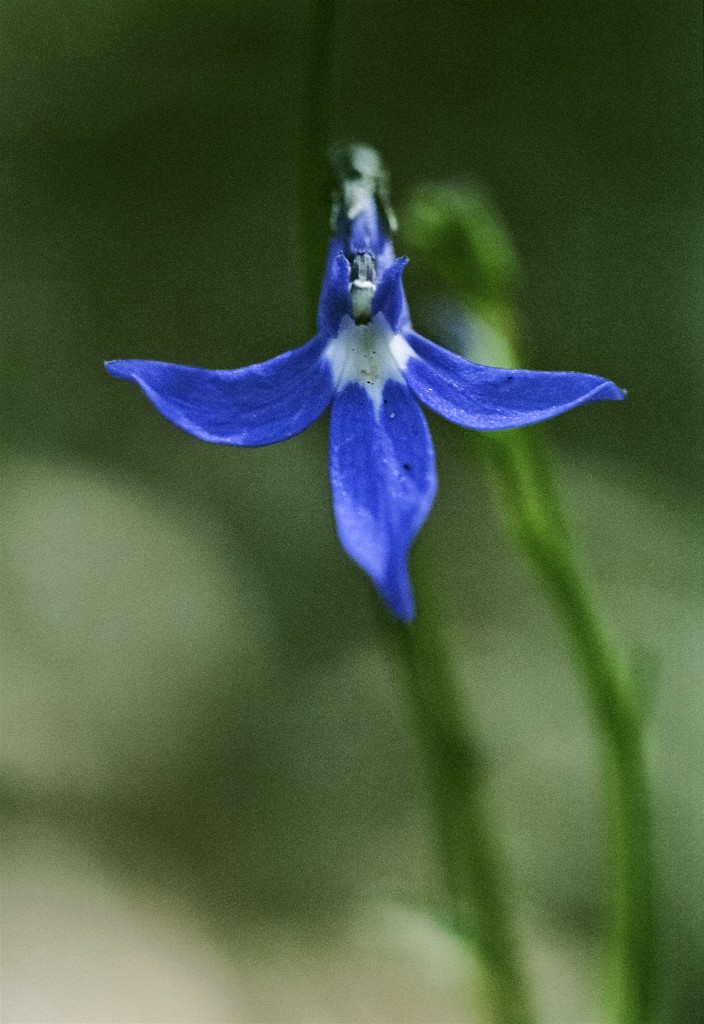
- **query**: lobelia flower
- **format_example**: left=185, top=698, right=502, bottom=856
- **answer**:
left=106, top=144, right=623, bottom=621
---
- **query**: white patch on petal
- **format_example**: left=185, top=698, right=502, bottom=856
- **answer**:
left=323, top=315, right=418, bottom=417
left=389, top=332, right=415, bottom=372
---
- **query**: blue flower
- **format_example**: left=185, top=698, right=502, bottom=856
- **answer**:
left=106, top=147, right=623, bottom=621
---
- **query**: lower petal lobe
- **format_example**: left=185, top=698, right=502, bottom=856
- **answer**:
left=329, top=380, right=437, bottom=621
left=404, top=333, right=625, bottom=430
left=105, top=336, right=334, bottom=446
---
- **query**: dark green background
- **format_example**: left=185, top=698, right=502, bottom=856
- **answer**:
left=2, top=2, right=702, bottom=1021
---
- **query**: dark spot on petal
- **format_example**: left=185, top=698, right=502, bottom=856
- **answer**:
left=402, top=463, right=411, bottom=471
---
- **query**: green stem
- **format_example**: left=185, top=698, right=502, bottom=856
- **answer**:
left=403, top=181, right=654, bottom=1021
left=478, top=426, right=655, bottom=1024
left=295, top=20, right=534, bottom=1020
left=297, top=0, right=338, bottom=319
left=385, top=547, right=536, bottom=1024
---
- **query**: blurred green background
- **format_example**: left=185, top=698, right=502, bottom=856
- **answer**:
left=1, top=2, right=702, bottom=1021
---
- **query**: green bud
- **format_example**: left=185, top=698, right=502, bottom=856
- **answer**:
left=402, top=183, right=520, bottom=310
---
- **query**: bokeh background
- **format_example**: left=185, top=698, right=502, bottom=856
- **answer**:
left=1, top=2, right=702, bottom=1021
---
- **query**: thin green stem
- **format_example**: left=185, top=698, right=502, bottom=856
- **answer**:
left=295, top=21, right=534, bottom=1020
left=477, top=426, right=655, bottom=1024
left=403, top=181, right=655, bottom=1021
left=297, top=0, right=338, bottom=319
left=384, top=547, right=536, bottom=1024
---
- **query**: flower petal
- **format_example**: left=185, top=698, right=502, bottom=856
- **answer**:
left=403, top=333, right=625, bottom=430
left=329, top=379, right=437, bottom=621
left=371, top=257, right=411, bottom=333
left=105, top=335, right=334, bottom=446
left=317, top=250, right=353, bottom=336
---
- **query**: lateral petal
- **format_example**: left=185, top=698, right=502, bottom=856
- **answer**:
left=402, top=333, right=625, bottom=430
left=329, top=380, right=437, bottom=621
left=105, top=336, right=334, bottom=446
left=317, top=250, right=353, bottom=336
left=371, top=257, right=411, bottom=333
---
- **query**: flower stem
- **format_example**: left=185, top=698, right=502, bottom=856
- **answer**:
left=477, top=425, right=655, bottom=1024
left=402, top=182, right=655, bottom=1023
left=295, top=12, right=534, bottom=1021
left=297, top=0, right=338, bottom=320
left=384, top=559, right=537, bottom=1024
